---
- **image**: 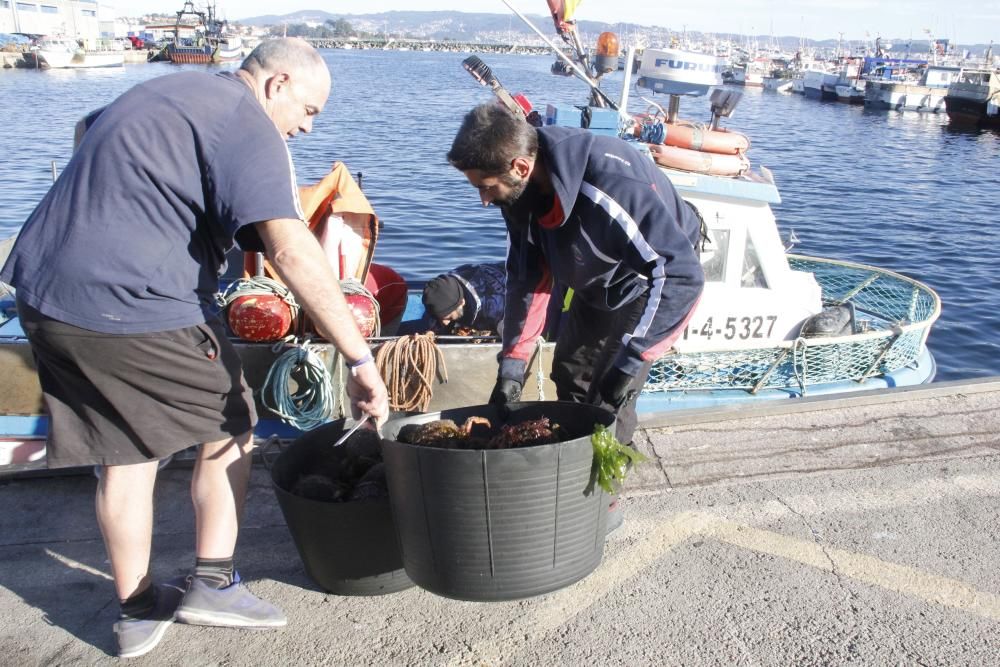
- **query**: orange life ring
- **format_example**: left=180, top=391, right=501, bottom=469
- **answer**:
left=646, top=143, right=750, bottom=177
left=632, top=117, right=751, bottom=155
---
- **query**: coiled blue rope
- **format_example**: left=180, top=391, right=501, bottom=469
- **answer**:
left=637, top=121, right=666, bottom=145
left=260, top=338, right=336, bottom=431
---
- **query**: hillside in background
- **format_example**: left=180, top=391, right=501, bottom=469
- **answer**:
left=233, top=9, right=994, bottom=55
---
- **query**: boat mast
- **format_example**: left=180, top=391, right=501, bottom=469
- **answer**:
left=174, top=1, right=207, bottom=46
left=9, top=0, right=20, bottom=34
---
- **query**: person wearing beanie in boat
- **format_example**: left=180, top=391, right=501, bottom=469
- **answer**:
left=420, top=261, right=506, bottom=336
left=447, top=102, right=705, bottom=449
left=0, top=39, right=388, bottom=658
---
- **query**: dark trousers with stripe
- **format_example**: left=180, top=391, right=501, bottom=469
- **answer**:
left=550, top=294, right=653, bottom=445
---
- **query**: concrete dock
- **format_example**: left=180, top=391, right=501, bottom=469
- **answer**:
left=1, top=379, right=998, bottom=665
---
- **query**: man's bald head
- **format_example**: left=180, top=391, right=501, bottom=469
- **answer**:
left=238, top=38, right=331, bottom=140
left=241, top=38, right=326, bottom=81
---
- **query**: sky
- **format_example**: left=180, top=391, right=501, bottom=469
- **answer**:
left=120, top=1, right=999, bottom=45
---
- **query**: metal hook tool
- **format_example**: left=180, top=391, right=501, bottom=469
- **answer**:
left=331, top=413, right=372, bottom=448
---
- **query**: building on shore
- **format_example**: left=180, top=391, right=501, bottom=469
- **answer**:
left=0, top=0, right=106, bottom=45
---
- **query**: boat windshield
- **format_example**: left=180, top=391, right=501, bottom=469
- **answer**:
left=700, top=229, right=728, bottom=282
left=741, top=236, right=767, bottom=288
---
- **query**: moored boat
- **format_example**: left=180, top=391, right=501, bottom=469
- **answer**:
left=733, top=58, right=767, bottom=87
left=790, top=73, right=805, bottom=94
left=31, top=36, right=124, bottom=69
left=835, top=82, right=865, bottom=104
left=944, top=68, right=1000, bottom=128
left=164, top=1, right=244, bottom=64
left=763, top=75, right=794, bottom=93
left=802, top=67, right=839, bottom=100
left=864, top=63, right=958, bottom=113
left=166, top=36, right=243, bottom=65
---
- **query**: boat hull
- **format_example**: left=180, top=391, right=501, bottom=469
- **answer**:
left=167, top=43, right=243, bottom=64
left=835, top=84, right=865, bottom=104
left=944, top=95, right=1000, bottom=128
left=802, top=70, right=839, bottom=100
left=36, top=50, right=124, bottom=69
left=637, top=345, right=936, bottom=413
left=763, top=78, right=793, bottom=93
left=864, top=82, right=948, bottom=113
left=803, top=85, right=838, bottom=101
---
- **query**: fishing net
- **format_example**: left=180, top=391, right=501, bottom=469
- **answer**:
left=644, top=256, right=940, bottom=395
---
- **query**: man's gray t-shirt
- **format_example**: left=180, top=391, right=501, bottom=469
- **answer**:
left=1, top=71, right=304, bottom=334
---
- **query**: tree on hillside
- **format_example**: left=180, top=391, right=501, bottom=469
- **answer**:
left=267, top=19, right=356, bottom=39
left=268, top=22, right=311, bottom=37
left=326, top=18, right=356, bottom=37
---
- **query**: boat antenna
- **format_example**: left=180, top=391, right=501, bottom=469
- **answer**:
left=500, top=0, right=618, bottom=110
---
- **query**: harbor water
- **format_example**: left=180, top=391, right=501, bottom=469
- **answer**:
left=0, top=50, right=997, bottom=381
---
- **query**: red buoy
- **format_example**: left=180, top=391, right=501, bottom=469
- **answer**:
left=227, top=294, right=293, bottom=342
left=345, top=294, right=378, bottom=338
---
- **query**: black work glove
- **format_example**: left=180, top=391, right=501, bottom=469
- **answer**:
left=489, top=377, right=523, bottom=406
left=597, top=366, right=636, bottom=410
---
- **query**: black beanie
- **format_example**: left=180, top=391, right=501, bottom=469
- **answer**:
left=422, top=275, right=463, bottom=319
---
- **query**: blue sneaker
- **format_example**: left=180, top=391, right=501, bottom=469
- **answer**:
left=113, top=577, right=186, bottom=659
left=175, top=573, right=286, bottom=628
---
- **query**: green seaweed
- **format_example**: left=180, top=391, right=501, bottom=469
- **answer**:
left=589, top=424, right=648, bottom=494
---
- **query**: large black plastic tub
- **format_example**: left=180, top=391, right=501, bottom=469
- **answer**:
left=270, top=420, right=413, bottom=595
left=381, top=402, right=612, bottom=601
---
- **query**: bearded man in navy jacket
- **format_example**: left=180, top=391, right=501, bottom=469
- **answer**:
left=447, top=103, right=705, bottom=446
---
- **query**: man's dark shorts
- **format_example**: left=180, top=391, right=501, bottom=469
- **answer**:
left=18, top=300, right=257, bottom=468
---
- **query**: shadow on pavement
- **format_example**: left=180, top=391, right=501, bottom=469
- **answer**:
left=0, top=465, right=310, bottom=658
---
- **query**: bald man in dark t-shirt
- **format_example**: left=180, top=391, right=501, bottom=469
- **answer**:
left=1, top=39, right=388, bottom=658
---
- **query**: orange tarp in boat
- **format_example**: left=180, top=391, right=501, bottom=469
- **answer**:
left=245, top=161, right=379, bottom=284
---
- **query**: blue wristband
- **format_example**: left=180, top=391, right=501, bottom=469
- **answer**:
left=349, top=352, right=374, bottom=370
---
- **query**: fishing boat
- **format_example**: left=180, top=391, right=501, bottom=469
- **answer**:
left=29, top=36, right=124, bottom=69
left=164, top=1, right=243, bottom=65
left=944, top=67, right=1000, bottom=128
left=0, top=2, right=942, bottom=474
left=762, top=68, right=794, bottom=93
left=830, top=58, right=867, bottom=104
left=802, top=66, right=840, bottom=100
left=732, top=58, right=767, bottom=87
left=864, top=62, right=959, bottom=113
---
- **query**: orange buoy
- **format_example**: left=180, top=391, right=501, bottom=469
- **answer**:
left=633, top=117, right=751, bottom=155
left=646, top=143, right=750, bottom=177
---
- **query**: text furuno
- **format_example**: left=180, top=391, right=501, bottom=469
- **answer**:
left=653, top=59, right=723, bottom=74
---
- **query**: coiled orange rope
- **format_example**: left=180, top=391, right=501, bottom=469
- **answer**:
left=374, top=333, right=448, bottom=412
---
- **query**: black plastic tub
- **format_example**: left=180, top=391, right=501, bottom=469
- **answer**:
left=381, top=401, right=612, bottom=601
left=270, top=420, right=413, bottom=596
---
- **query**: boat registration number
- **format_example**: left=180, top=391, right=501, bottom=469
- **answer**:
left=682, top=315, right=778, bottom=341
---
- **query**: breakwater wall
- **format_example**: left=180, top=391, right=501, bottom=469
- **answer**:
left=303, top=37, right=549, bottom=55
